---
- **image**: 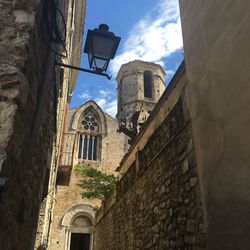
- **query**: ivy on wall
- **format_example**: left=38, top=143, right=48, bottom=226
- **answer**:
left=75, top=165, right=117, bottom=199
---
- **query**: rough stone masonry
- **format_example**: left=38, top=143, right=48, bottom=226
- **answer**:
left=0, top=0, right=86, bottom=249
left=0, top=1, right=56, bottom=249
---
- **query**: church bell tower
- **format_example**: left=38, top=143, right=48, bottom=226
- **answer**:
left=116, top=60, right=166, bottom=143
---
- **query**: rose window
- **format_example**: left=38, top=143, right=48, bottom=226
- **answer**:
left=81, top=115, right=98, bottom=131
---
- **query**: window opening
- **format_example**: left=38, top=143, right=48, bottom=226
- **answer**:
left=78, top=135, right=100, bottom=161
left=93, top=137, right=98, bottom=160
left=78, top=134, right=82, bottom=159
left=83, top=135, right=87, bottom=159
left=143, top=70, right=153, bottom=98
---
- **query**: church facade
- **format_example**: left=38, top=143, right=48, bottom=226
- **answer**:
left=48, top=100, right=126, bottom=249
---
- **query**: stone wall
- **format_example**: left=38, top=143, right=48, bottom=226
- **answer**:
left=94, top=65, right=206, bottom=250
left=0, top=1, right=57, bottom=249
left=179, top=1, right=250, bottom=249
left=48, top=167, right=99, bottom=250
left=34, top=0, right=86, bottom=248
left=101, top=113, right=128, bottom=172
left=0, top=0, right=86, bottom=249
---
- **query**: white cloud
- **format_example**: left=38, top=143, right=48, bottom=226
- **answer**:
left=110, top=0, right=183, bottom=76
left=98, top=89, right=113, bottom=98
left=105, top=100, right=117, bottom=117
left=78, top=90, right=91, bottom=100
left=77, top=88, right=117, bottom=117
left=95, top=97, right=117, bottom=117
left=95, top=98, right=106, bottom=110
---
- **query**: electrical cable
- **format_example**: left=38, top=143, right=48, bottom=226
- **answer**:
left=41, top=0, right=68, bottom=58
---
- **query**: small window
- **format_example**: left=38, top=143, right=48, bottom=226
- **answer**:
left=143, top=70, right=153, bottom=98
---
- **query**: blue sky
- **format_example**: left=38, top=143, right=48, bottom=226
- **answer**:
left=70, top=0, right=183, bottom=116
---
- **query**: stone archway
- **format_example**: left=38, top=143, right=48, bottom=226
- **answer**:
left=60, top=204, right=95, bottom=250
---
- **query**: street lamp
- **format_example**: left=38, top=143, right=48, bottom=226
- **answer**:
left=55, top=24, right=121, bottom=79
left=84, top=24, right=121, bottom=73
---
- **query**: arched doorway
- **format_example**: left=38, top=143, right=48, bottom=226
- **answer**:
left=68, top=215, right=93, bottom=250
left=61, top=204, right=95, bottom=250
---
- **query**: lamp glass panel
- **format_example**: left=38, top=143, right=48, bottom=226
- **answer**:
left=93, top=58, right=108, bottom=70
left=88, top=53, right=93, bottom=67
left=93, top=35, right=115, bottom=59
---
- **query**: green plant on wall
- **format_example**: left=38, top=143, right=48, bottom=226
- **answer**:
left=74, top=165, right=117, bottom=199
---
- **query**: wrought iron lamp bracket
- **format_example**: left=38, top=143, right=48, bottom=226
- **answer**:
left=55, top=61, right=112, bottom=80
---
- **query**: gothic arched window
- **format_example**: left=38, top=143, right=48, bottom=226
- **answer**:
left=143, top=70, right=153, bottom=98
left=78, top=108, right=101, bottom=161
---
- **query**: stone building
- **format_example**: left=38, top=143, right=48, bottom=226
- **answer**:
left=0, top=0, right=86, bottom=249
left=46, top=61, right=165, bottom=250
left=1, top=0, right=250, bottom=249
left=47, top=100, right=126, bottom=249
left=61, top=100, right=127, bottom=171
